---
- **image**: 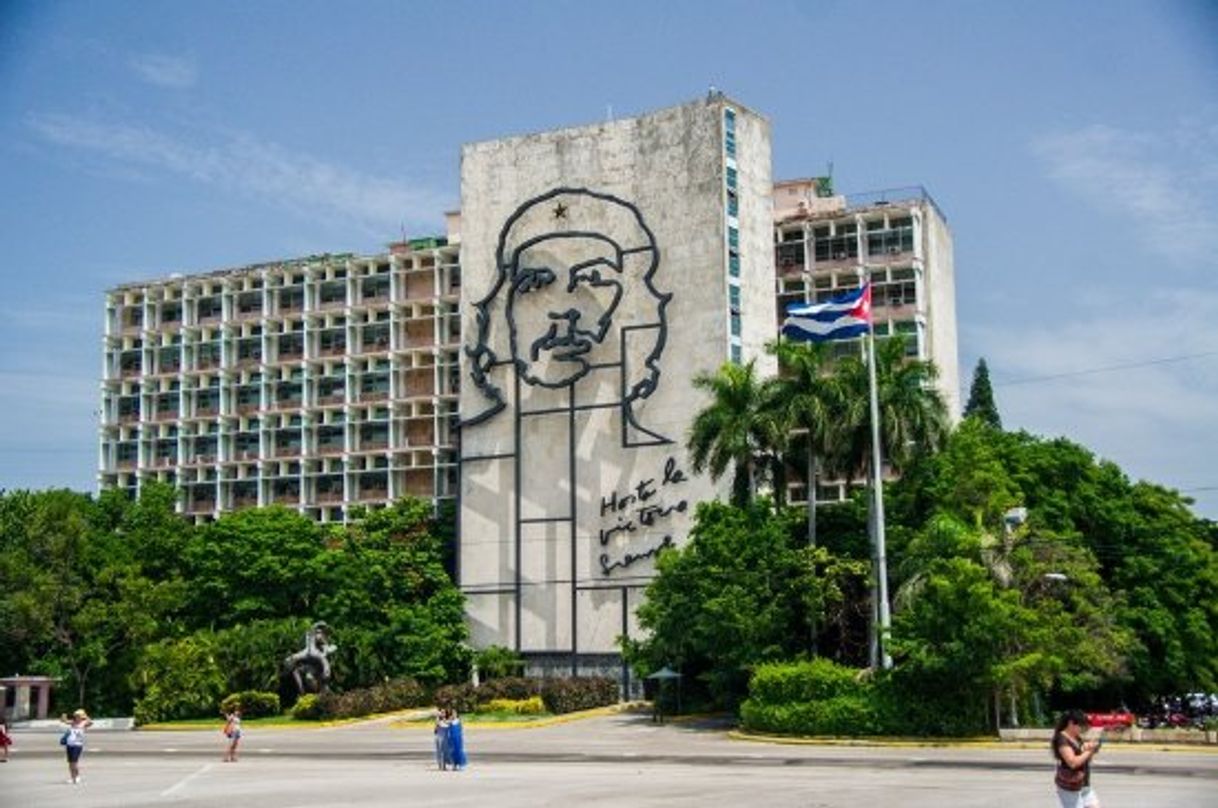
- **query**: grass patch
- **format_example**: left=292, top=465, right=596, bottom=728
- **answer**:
left=140, top=714, right=325, bottom=731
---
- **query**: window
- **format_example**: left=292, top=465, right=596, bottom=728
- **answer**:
left=728, top=254, right=740, bottom=278
left=725, top=166, right=737, bottom=189
left=728, top=285, right=741, bottom=313
left=730, top=344, right=742, bottom=365
left=730, top=313, right=741, bottom=337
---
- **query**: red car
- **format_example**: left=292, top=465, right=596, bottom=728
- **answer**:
left=1086, top=711, right=1135, bottom=729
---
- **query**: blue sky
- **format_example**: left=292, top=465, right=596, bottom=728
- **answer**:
left=1, top=0, right=1216, bottom=516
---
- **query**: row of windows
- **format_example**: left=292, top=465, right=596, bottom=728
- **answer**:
left=725, top=107, right=741, bottom=366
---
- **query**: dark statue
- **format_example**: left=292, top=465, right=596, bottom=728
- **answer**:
left=283, top=621, right=337, bottom=694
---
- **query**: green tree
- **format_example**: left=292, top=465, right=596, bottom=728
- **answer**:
left=769, top=339, right=842, bottom=547
left=627, top=500, right=814, bottom=709
left=318, top=499, right=469, bottom=687
left=963, top=357, right=1002, bottom=429
left=687, top=360, right=784, bottom=504
left=834, top=336, right=950, bottom=480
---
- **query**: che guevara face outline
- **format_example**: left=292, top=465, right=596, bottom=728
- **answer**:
left=462, top=187, right=670, bottom=436
left=506, top=233, right=625, bottom=388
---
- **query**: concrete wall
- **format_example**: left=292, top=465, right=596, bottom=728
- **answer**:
left=921, top=205, right=960, bottom=420
left=458, top=97, right=769, bottom=659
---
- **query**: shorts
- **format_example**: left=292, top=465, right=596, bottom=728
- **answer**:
left=65, top=745, right=84, bottom=763
left=1055, top=786, right=1100, bottom=808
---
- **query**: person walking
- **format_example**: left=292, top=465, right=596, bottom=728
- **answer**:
left=0, top=717, right=11, bottom=762
left=61, top=709, right=92, bottom=784
left=433, top=707, right=451, bottom=770
left=1052, top=709, right=1102, bottom=808
left=222, top=707, right=243, bottom=762
left=447, top=708, right=467, bottom=771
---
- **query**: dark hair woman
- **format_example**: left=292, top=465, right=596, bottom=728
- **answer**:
left=1052, top=709, right=1102, bottom=808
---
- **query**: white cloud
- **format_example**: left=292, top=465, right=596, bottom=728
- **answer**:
left=26, top=113, right=451, bottom=234
left=128, top=53, right=198, bottom=89
left=1031, top=122, right=1218, bottom=264
left=966, top=286, right=1218, bottom=517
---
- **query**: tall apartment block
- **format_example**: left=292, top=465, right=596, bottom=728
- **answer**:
left=771, top=179, right=960, bottom=506
left=98, top=240, right=462, bottom=523
left=99, top=114, right=957, bottom=528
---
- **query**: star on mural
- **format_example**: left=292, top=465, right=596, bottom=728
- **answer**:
left=553, top=202, right=568, bottom=219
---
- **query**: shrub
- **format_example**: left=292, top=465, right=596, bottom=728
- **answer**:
left=433, top=683, right=479, bottom=714
left=749, top=659, right=863, bottom=705
left=540, top=677, right=618, bottom=714
left=478, top=697, right=545, bottom=715
left=314, top=677, right=428, bottom=720
left=291, top=693, right=323, bottom=720
left=475, top=676, right=541, bottom=702
left=220, top=690, right=281, bottom=718
left=132, top=635, right=226, bottom=725
left=741, top=694, right=881, bottom=736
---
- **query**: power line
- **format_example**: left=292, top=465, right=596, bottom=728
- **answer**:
left=991, top=350, right=1218, bottom=387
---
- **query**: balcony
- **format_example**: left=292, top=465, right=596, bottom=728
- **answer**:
left=317, top=393, right=345, bottom=406
left=272, top=445, right=302, bottom=459
left=233, top=496, right=259, bottom=508
left=316, top=490, right=345, bottom=504
left=317, top=443, right=345, bottom=456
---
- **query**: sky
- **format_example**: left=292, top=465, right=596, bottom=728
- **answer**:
left=1, top=0, right=1216, bottom=517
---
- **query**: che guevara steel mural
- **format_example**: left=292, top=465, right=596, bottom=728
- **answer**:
left=461, top=187, right=690, bottom=578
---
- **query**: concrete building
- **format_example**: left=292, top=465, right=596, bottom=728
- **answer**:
left=98, top=96, right=958, bottom=681
left=772, top=178, right=959, bottom=506
left=98, top=242, right=462, bottom=522
left=456, top=96, right=773, bottom=679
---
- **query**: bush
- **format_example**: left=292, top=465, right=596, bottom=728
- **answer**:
left=291, top=694, right=323, bottom=720
left=315, top=677, right=428, bottom=720
left=741, top=659, right=882, bottom=737
left=741, top=695, right=881, bottom=736
left=539, top=677, right=618, bottom=714
left=475, top=676, right=541, bottom=702
left=749, top=659, right=863, bottom=705
left=132, top=635, right=226, bottom=725
left=433, top=683, right=479, bottom=714
left=220, top=691, right=281, bottom=718
left=478, top=696, right=546, bottom=715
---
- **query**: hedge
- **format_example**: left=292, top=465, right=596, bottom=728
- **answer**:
left=539, top=677, right=618, bottom=714
left=748, top=659, right=864, bottom=705
left=741, top=659, right=988, bottom=737
left=478, top=697, right=545, bottom=715
left=220, top=691, right=281, bottom=718
left=475, top=677, right=542, bottom=702
left=314, top=678, right=428, bottom=720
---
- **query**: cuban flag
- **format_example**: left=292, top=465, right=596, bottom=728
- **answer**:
left=782, top=284, right=872, bottom=343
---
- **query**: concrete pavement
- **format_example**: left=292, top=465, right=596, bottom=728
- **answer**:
left=1, top=711, right=1215, bottom=807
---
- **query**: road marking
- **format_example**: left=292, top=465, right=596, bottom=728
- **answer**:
left=161, top=762, right=214, bottom=797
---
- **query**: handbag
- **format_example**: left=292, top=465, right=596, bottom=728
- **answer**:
left=59, top=730, right=70, bottom=746
left=1055, top=761, right=1086, bottom=791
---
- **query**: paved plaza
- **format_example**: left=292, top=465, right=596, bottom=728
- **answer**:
left=2, top=712, right=1215, bottom=807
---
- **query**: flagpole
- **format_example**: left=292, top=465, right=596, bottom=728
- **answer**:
left=866, top=308, right=893, bottom=670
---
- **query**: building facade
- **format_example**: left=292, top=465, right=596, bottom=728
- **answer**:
left=455, top=97, right=774, bottom=677
left=98, top=242, right=462, bottom=522
left=98, top=96, right=958, bottom=680
left=772, top=179, right=959, bottom=506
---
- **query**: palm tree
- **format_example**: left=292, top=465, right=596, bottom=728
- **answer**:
left=687, top=360, right=784, bottom=505
left=768, top=339, right=842, bottom=548
left=834, top=335, right=950, bottom=481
